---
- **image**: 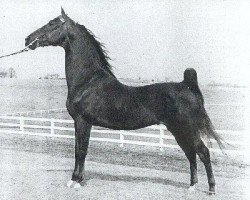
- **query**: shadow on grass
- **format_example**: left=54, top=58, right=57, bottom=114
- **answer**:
left=46, top=168, right=189, bottom=189
left=85, top=171, right=189, bottom=189
left=86, top=171, right=211, bottom=195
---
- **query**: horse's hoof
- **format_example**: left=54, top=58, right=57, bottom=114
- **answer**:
left=208, top=185, right=215, bottom=195
left=66, top=180, right=74, bottom=188
left=73, top=183, right=81, bottom=189
left=188, top=185, right=196, bottom=192
left=208, top=191, right=216, bottom=195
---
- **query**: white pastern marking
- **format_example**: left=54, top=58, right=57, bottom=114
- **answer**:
left=188, top=185, right=196, bottom=192
left=66, top=180, right=74, bottom=188
left=73, top=183, right=81, bottom=189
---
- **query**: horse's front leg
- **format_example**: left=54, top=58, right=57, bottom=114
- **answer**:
left=67, top=115, right=92, bottom=188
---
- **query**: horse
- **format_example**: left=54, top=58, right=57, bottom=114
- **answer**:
left=25, top=8, right=223, bottom=194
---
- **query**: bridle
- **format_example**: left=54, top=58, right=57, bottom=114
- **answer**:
left=0, top=16, right=66, bottom=59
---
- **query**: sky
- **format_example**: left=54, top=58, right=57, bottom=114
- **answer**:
left=0, top=0, right=249, bottom=85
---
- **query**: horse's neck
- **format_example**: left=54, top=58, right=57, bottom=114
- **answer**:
left=64, top=42, right=115, bottom=91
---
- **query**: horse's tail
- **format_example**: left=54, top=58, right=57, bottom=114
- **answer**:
left=198, top=109, right=225, bottom=150
left=183, top=68, right=225, bottom=150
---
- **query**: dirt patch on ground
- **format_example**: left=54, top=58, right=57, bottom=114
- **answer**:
left=0, top=133, right=249, bottom=200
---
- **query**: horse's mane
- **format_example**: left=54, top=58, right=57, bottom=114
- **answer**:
left=76, top=23, right=115, bottom=77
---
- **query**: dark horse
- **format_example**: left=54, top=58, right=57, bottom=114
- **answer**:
left=25, top=8, right=223, bottom=194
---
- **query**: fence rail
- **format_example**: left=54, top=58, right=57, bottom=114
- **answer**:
left=0, top=116, right=245, bottom=155
left=1, top=102, right=245, bottom=117
left=2, top=108, right=67, bottom=117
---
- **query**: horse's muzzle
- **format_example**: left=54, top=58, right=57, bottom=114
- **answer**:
left=25, top=37, right=39, bottom=50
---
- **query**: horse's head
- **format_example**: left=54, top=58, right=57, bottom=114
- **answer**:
left=25, top=8, right=74, bottom=50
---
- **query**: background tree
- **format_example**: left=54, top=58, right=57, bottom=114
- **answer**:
left=8, top=67, right=17, bottom=78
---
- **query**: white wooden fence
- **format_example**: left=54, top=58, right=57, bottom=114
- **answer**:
left=0, top=115, right=245, bottom=155
left=2, top=103, right=244, bottom=117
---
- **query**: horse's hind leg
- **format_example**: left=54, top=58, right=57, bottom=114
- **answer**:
left=195, top=139, right=215, bottom=194
left=186, top=150, right=198, bottom=190
left=174, top=135, right=198, bottom=190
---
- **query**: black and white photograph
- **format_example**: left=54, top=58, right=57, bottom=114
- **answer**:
left=0, top=0, right=249, bottom=199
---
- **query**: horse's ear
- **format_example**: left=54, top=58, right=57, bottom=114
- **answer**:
left=61, top=7, right=67, bottom=19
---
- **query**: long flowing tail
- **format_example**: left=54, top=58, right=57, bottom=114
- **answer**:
left=199, top=109, right=225, bottom=150
left=183, top=68, right=225, bottom=150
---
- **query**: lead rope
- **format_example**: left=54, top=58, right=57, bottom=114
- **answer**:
left=0, top=38, right=39, bottom=59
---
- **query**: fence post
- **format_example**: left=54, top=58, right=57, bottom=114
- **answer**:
left=159, top=126, right=164, bottom=152
left=51, top=118, right=55, bottom=135
left=20, top=117, right=24, bottom=132
left=119, top=131, right=124, bottom=148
